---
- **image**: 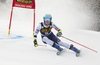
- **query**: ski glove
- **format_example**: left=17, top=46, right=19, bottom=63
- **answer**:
left=56, top=29, right=62, bottom=37
left=34, top=39, right=38, bottom=47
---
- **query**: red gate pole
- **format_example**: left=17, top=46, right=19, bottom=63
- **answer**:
left=33, top=9, right=35, bottom=41
left=8, top=7, right=13, bottom=35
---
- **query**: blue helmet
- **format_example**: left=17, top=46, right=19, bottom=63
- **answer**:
left=44, top=14, right=52, bottom=22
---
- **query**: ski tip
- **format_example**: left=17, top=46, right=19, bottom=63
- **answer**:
left=56, top=52, right=60, bottom=55
left=76, top=53, right=80, bottom=57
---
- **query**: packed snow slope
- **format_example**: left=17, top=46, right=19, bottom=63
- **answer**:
left=0, top=0, right=100, bottom=65
left=0, top=30, right=100, bottom=65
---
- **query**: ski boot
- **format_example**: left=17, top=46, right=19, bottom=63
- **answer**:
left=69, top=44, right=80, bottom=57
left=52, top=43, right=63, bottom=55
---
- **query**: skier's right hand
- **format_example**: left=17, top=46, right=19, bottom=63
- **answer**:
left=34, top=39, right=38, bottom=47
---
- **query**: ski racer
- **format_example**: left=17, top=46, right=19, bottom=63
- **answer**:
left=33, top=14, right=80, bottom=56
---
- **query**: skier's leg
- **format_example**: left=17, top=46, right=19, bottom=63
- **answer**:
left=52, top=43, right=63, bottom=51
left=47, top=32, right=60, bottom=43
left=42, top=36, right=63, bottom=51
left=69, top=44, right=80, bottom=53
left=58, top=41, right=80, bottom=53
left=58, top=41, right=71, bottom=49
left=42, top=36, right=53, bottom=46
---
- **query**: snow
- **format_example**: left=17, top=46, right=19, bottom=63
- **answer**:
left=0, top=0, right=100, bottom=65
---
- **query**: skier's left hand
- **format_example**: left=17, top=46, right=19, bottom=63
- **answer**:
left=56, top=29, right=62, bottom=37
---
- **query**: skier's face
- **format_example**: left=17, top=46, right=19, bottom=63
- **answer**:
left=45, top=21, right=51, bottom=25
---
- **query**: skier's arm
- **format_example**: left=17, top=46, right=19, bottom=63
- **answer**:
left=34, top=24, right=41, bottom=40
left=52, top=23, right=60, bottom=31
left=34, top=24, right=41, bottom=47
left=52, top=23, right=62, bottom=37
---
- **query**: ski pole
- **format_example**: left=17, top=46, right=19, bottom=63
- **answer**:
left=61, top=36, right=97, bottom=53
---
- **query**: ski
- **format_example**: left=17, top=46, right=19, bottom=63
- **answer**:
left=56, top=50, right=81, bottom=56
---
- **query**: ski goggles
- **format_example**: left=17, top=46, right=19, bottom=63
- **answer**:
left=44, top=18, right=51, bottom=22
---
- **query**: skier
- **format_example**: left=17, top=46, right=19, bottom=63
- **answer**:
left=33, top=14, right=80, bottom=56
